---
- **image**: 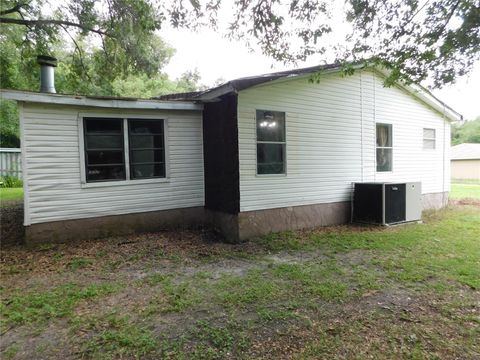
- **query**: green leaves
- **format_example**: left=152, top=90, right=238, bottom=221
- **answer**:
left=347, top=0, right=480, bottom=88
left=452, top=117, right=480, bottom=145
left=2, top=0, right=478, bottom=91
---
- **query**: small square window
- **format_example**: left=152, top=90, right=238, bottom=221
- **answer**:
left=423, top=128, right=436, bottom=149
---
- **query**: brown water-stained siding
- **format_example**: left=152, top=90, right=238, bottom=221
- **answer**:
left=203, top=94, right=240, bottom=213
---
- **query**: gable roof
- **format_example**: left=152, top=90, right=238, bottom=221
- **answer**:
left=154, top=63, right=462, bottom=122
left=154, top=63, right=344, bottom=101
left=451, top=143, right=480, bottom=160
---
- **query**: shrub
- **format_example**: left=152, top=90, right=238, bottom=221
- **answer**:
left=0, top=176, right=23, bottom=188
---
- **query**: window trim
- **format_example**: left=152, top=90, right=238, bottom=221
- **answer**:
left=78, top=113, right=170, bottom=188
left=255, top=109, right=287, bottom=177
left=422, top=128, right=436, bottom=150
left=375, top=122, right=393, bottom=173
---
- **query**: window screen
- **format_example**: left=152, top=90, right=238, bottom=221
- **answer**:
left=128, top=119, right=165, bottom=179
left=84, top=118, right=125, bottom=182
left=376, top=123, right=393, bottom=172
left=256, top=110, right=286, bottom=174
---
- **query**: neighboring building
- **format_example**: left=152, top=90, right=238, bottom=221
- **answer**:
left=451, top=143, right=480, bottom=181
left=0, top=63, right=461, bottom=244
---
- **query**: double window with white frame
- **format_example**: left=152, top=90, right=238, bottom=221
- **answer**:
left=83, top=117, right=166, bottom=183
left=256, top=110, right=286, bottom=175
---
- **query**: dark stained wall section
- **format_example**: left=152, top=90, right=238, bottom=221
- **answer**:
left=203, top=94, right=240, bottom=214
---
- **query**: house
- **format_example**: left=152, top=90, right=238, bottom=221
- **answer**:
left=451, top=143, right=480, bottom=181
left=0, top=61, right=462, bottom=244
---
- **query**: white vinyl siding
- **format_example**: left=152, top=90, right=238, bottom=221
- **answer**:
left=21, top=103, right=204, bottom=225
left=237, top=70, right=450, bottom=212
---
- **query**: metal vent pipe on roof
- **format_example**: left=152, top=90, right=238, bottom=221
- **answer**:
left=37, top=55, right=57, bottom=93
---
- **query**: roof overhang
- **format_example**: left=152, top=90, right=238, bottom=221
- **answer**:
left=0, top=89, right=203, bottom=111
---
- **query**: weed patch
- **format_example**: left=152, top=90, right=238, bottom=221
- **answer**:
left=74, top=313, right=156, bottom=359
left=66, top=257, right=93, bottom=270
left=1, top=283, right=119, bottom=328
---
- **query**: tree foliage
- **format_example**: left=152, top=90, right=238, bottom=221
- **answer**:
left=347, top=0, right=480, bottom=87
left=0, top=100, right=20, bottom=147
left=2, top=0, right=478, bottom=89
left=0, top=1, right=204, bottom=147
left=452, top=117, right=480, bottom=144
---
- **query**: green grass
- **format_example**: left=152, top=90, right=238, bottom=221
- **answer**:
left=73, top=313, right=157, bottom=359
left=66, top=257, right=93, bottom=270
left=142, top=274, right=202, bottom=314
left=450, top=183, right=480, bottom=199
left=1, top=283, right=119, bottom=328
left=1, top=206, right=479, bottom=359
left=0, top=187, right=23, bottom=204
left=260, top=207, right=480, bottom=290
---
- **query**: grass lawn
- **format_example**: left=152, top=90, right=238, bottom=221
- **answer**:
left=0, top=187, right=23, bottom=205
left=1, top=205, right=479, bottom=359
left=450, top=182, right=480, bottom=200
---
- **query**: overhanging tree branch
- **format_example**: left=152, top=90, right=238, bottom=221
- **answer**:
left=0, top=2, right=26, bottom=16
left=0, top=17, right=110, bottom=36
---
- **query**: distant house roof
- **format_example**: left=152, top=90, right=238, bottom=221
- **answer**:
left=154, top=62, right=462, bottom=122
left=451, top=143, right=480, bottom=160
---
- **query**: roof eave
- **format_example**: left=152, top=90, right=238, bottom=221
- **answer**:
left=0, top=89, right=204, bottom=111
left=193, top=83, right=237, bottom=102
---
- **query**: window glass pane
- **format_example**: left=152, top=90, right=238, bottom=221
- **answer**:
left=256, top=110, right=286, bottom=142
left=87, top=165, right=125, bottom=181
left=423, top=128, right=435, bottom=139
left=87, top=150, right=124, bottom=165
left=257, top=143, right=285, bottom=174
left=130, top=150, right=164, bottom=164
left=129, top=119, right=163, bottom=134
left=376, top=148, right=392, bottom=172
left=86, top=135, right=123, bottom=149
left=376, top=123, right=392, bottom=147
left=128, top=119, right=166, bottom=179
left=423, top=139, right=435, bottom=149
left=85, top=118, right=122, bottom=133
left=84, top=118, right=125, bottom=182
left=131, top=164, right=165, bottom=179
left=130, top=135, right=164, bottom=149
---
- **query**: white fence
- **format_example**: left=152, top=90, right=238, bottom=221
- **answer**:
left=0, top=148, right=22, bottom=179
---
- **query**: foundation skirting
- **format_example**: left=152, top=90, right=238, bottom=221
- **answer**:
left=25, top=207, right=206, bottom=245
left=23, top=192, right=449, bottom=245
